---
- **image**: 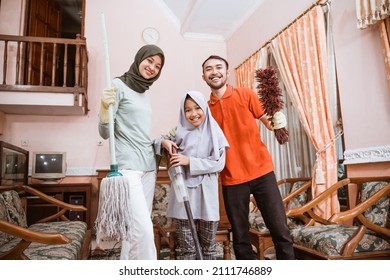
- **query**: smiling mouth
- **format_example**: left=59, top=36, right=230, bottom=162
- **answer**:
left=191, top=116, right=200, bottom=121
left=210, top=75, right=221, bottom=82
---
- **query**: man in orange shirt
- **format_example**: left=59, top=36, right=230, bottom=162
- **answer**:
left=201, top=55, right=295, bottom=260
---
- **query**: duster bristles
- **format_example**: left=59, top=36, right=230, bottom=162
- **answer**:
left=255, top=66, right=289, bottom=144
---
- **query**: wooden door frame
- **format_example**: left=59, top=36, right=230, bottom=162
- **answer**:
left=23, top=0, right=85, bottom=38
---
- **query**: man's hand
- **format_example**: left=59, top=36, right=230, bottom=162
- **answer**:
left=271, top=111, right=287, bottom=130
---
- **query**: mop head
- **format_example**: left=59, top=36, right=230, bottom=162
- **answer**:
left=95, top=176, right=134, bottom=245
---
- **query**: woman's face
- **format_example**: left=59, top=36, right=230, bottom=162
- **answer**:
left=139, top=54, right=162, bottom=80
left=184, top=97, right=205, bottom=127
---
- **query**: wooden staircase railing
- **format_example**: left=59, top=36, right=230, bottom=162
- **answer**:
left=0, top=34, right=88, bottom=115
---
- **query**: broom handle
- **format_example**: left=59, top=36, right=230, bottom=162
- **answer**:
left=101, top=13, right=116, bottom=166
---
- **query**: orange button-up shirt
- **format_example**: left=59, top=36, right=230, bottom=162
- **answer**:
left=208, top=85, right=274, bottom=186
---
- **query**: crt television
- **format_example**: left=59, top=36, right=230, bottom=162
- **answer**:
left=0, top=141, right=29, bottom=186
left=31, top=152, right=67, bottom=183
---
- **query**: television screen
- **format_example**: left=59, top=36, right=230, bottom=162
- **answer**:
left=32, top=152, right=66, bottom=183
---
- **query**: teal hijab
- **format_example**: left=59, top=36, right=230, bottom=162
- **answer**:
left=118, top=45, right=165, bottom=93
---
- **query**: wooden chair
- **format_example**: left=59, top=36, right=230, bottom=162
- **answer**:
left=287, top=177, right=390, bottom=260
left=0, top=185, right=91, bottom=260
left=248, top=177, right=313, bottom=259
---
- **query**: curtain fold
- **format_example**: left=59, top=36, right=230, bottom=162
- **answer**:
left=235, top=52, right=260, bottom=89
left=256, top=47, right=316, bottom=184
left=270, top=6, right=339, bottom=218
left=356, top=0, right=390, bottom=29
left=379, top=17, right=390, bottom=90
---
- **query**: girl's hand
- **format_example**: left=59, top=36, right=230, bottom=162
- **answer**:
left=169, top=153, right=190, bottom=167
left=161, top=140, right=178, bottom=155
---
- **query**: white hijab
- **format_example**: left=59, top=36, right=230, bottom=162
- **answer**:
left=174, top=91, right=229, bottom=187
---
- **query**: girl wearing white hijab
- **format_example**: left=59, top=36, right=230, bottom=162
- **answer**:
left=155, top=91, right=229, bottom=259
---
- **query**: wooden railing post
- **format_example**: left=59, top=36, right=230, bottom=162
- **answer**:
left=2, top=40, right=8, bottom=85
left=15, top=41, right=21, bottom=85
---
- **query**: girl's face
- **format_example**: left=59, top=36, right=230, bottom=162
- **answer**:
left=139, top=54, right=162, bottom=79
left=184, top=97, right=205, bottom=127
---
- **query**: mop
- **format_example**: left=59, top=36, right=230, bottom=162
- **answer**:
left=94, top=13, right=133, bottom=245
left=168, top=150, right=204, bottom=260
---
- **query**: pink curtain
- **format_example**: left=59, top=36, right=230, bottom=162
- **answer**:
left=356, top=0, right=390, bottom=96
left=235, top=52, right=260, bottom=89
left=379, top=17, right=390, bottom=91
left=271, top=6, right=339, bottom=219
left=356, top=0, right=390, bottom=29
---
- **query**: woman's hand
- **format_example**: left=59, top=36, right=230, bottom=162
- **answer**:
left=161, top=139, right=178, bottom=155
left=169, top=153, right=190, bottom=167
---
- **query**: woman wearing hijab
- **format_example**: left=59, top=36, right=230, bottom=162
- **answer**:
left=98, top=44, right=165, bottom=260
left=155, top=91, right=229, bottom=260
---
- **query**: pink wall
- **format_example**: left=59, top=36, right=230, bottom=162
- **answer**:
left=0, top=0, right=389, bottom=177
left=0, top=0, right=226, bottom=174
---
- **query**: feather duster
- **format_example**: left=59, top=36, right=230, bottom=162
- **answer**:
left=255, top=66, right=289, bottom=144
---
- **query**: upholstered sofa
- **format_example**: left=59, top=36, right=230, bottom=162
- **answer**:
left=0, top=185, right=91, bottom=260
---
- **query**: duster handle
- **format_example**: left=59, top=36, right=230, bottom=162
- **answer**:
left=101, top=13, right=117, bottom=168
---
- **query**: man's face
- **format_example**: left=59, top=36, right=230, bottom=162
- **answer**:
left=202, top=58, right=229, bottom=90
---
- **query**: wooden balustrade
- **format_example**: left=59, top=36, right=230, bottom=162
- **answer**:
left=0, top=34, right=89, bottom=115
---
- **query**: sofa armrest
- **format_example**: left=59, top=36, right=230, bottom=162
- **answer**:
left=0, top=220, right=70, bottom=244
left=286, top=178, right=351, bottom=225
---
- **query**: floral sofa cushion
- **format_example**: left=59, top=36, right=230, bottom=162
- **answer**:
left=286, top=181, right=309, bottom=209
left=0, top=195, right=11, bottom=247
left=361, top=181, right=390, bottom=227
left=0, top=221, right=87, bottom=260
left=2, top=190, right=27, bottom=228
left=290, top=224, right=390, bottom=256
left=0, top=190, right=27, bottom=248
left=152, top=183, right=173, bottom=229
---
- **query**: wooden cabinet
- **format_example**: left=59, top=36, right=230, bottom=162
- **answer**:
left=27, top=183, right=92, bottom=228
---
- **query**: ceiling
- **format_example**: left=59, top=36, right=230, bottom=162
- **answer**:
left=156, top=0, right=265, bottom=41
left=55, top=0, right=265, bottom=41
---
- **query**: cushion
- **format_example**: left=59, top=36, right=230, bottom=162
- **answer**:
left=152, top=183, right=173, bottom=228
left=2, top=190, right=27, bottom=228
left=286, top=181, right=309, bottom=209
left=361, top=181, right=390, bottom=227
left=153, top=184, right=170, bottom=212
left=291, top=224, right=390, bottom=256
left=23, top=221, right=87, bottom=260
left=0, top=195, right=12, bottom=247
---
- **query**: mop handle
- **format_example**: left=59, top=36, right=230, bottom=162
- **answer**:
left=101, top=13, right=116, bottom=166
